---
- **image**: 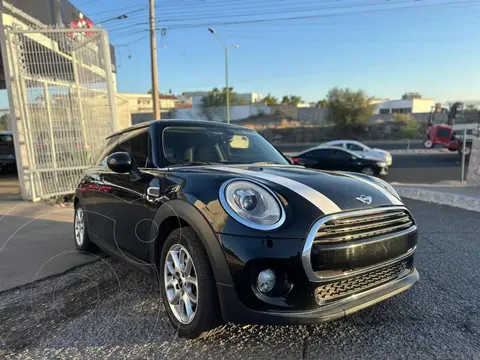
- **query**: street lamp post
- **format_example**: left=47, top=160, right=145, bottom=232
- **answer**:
left=208, top=28, right=239, bottom=124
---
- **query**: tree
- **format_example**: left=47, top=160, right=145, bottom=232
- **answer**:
left=466, top=104, right=476, bottom=111
left=316, top=99, right=328, bottom=108
left=0, top=114, right=8, bottom=131
left=200, top=87, right=240, bottom=120
left=262, top=93, right=278, bottom=105
left=326, top=87, right=374, bottom=132
left=289, top=95, right=302, bottom=105
left=398, top=115, right=419, bottom=150
left=280, top=95, right=302, bottom=105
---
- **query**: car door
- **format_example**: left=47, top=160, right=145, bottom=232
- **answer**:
left=299, top=149, right=334, bottom=169
left=329, top=149, right=354, bottom=171
left=96, top=129, right=153, bottom=261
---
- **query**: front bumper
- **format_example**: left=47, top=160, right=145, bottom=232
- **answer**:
left=218, top=267, right=418, bottom=325
left=216, top=206, right=418, bottom=324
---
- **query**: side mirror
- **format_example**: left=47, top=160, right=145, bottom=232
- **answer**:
left=107, top=152, right=142, bottom=181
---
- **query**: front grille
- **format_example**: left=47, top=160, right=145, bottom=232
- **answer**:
left=314, top=208, right=414, bottom=244
left=314, top=260, right=409, bottom=303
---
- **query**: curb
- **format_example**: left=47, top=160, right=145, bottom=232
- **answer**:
left=395, top=187, right=480, bottom=212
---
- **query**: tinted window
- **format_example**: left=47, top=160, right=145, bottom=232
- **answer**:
left=0, top=135, right=13, bottom=143
left=129, top=132, right=150, bottom=167
left=162, top=126, right=288, bottom=166
left=100, top=130, right=151, bottom=167
left=304, top=149, right=335, bottom=158
left=332, top=149, right=352, bottom=159
left=346, top=143, right=364, bottom=151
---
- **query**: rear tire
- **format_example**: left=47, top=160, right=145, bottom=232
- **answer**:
left=459, top=146, right=472, bottom=156
left=73, top=204, right=96, bottom=252
left=160, top=227, right=223, bottom=339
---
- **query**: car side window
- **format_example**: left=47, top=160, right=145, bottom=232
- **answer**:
left=128, top=132, right=150, bottom=167
left=0, top=135, right=13, bottom=143
left=332, top=149, right=351, bottom=159
left=306, top=149, right=333, bottom=158
left=346, top=143, right=364, bottom=151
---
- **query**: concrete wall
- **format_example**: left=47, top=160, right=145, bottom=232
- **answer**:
left=175, top=104, right=271, bottom=122
left=467, top=139, right=480, bottom=185
left=297, top=107, right=328, bottom=124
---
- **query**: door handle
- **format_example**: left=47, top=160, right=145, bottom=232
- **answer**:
left=147, top=187, right=160, bottom=198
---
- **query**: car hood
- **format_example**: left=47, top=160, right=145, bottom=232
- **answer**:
left=202, top=165, right=403, bottom=214
left=371, top=148, right=391, bottom=156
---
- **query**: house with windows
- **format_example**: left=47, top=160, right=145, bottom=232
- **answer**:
left=373, top=98, right=436, bottom=115
left=119, top=93, right=178, bottom=113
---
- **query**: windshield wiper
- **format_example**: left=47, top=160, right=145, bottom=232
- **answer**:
left=251, top=161, right=283, bottom=165
left=169, top=161, right=216, bottom=167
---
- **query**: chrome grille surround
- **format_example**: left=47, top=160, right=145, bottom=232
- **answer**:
left=314, top=208, right=414, bottom=244
left=301, top=206, right=417, bottom=283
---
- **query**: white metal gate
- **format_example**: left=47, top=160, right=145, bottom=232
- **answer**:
left=1, top=26, right=117, bottom=200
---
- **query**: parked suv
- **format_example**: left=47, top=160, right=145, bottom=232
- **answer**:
left=74, top=120, right=419, bottom=338
left=0, top=131, right=16, bottom=172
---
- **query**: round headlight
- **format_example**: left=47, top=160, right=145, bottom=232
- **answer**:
left=220, top=179, right=285, bottom=230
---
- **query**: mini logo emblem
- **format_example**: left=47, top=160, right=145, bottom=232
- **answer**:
left=356, top=195, right=372, bottom=205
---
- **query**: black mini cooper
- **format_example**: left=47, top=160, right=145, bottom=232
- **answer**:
left=74, top=120, right=419, bottom=338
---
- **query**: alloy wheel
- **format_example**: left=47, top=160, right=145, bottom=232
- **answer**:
left=362, top=167, right=375, bottom=176
left=164, top=244, right=198, bottom=325
left=423, top=139, right=433, bottom=148
left=74, top=208, right=85, bottom=247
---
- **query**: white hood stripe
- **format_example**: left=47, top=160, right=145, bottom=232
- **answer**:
left=208, top=166, right=342, bottom=214
left=341, top=173, right=403, bottom=205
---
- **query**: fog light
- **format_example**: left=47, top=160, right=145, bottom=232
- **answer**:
left=257, top=269, right=276, bottom=293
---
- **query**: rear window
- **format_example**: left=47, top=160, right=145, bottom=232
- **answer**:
left=436, top=128, right=451, bottom=138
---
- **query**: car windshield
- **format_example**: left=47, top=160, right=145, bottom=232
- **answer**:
left=162, top=126, right=289, bottom=166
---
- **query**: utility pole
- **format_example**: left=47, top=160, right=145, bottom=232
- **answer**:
left=224, top=48, right=230, bottom=124
left=149, top=0, right=160, bottom=119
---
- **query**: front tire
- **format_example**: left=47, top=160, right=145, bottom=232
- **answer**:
left=160, top=227, right=222, bottom=338
left=423, top=138, right=434, bottom=149
left=361, top=166, right=376, bottom=176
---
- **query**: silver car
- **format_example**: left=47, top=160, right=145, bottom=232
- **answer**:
left=321, top=140, right=392, bottom=166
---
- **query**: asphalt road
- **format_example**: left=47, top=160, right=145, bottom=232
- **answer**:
left=0, top=199, right=479, bottom=360
left=386, top=152, right=465, bottom=183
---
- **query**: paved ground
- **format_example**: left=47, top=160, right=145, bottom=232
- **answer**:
left=386, top=152, right=465, bottom=183
left=0, top=198, right=96, bottom=292
left=0, top=199, right=479, bottom=359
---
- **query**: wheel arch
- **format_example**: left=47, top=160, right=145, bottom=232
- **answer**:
left=149, top=199, right=233, bottom=286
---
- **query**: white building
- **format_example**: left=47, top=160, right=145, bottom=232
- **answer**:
left=373, top=98, right=436, bottom=115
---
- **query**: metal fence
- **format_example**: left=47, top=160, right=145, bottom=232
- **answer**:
left=1, top=27, right=117, bottom=200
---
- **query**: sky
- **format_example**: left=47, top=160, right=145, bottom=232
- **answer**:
left=1, top=0, right=480, bottom=108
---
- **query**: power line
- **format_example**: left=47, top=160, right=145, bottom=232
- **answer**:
left=157, top=0, right=418, bottom=23
left=113, top=0, right=477, bottom=35
left=97, top=6, right=148, bottom=24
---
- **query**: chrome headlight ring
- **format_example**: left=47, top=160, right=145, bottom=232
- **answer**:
left=219, top=178, right=286, bottom=231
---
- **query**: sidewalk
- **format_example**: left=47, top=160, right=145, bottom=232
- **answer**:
left=393, top=181, right=480, bottom=212
left=0, top=199, right=96, bottom=292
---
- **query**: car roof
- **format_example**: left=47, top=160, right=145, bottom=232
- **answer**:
left=315, top=145, right=359, bottom=156
left=106, top=119, right=250, bottom=139
left=0, top=131, right=13, bottom=135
